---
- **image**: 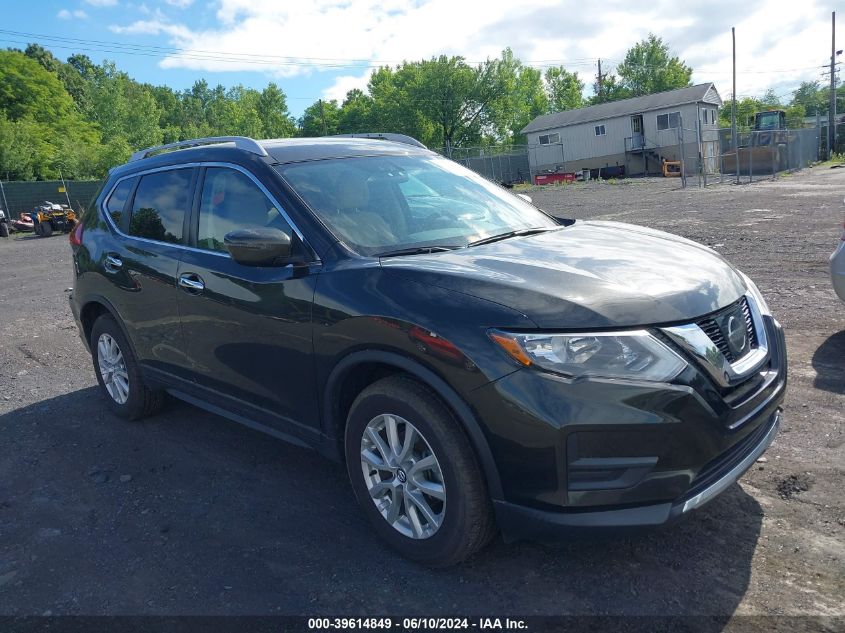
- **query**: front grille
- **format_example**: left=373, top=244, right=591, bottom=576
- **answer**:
left=696, top=297, right=757, bottom=363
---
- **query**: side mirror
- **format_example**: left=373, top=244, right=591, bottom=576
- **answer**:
left=516, top=193, right=532, bottom=204
left=224, top=228, right=293, bottom=266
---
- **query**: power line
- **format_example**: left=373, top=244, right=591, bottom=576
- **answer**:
left=2, top=29, right=827, bottom=76
left=0, top=28, right=600, bottom=69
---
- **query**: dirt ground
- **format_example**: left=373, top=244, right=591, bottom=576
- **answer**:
left=0, top=166, right=842, bottom=627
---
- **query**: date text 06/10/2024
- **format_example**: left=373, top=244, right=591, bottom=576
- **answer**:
left=307, top=618, right=528, bottom=630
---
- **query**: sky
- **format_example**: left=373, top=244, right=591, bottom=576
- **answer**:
left=2, top=0, right=838, bottom=117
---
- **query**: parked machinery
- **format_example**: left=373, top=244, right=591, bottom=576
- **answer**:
left=722, top=110, right=793, bottom=175
left=32, top=201, right=77, bottom=237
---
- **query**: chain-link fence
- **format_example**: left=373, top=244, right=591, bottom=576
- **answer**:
left=819, top=122, right=845, bottom=157
left=442, top=146, right=531, bottom=186
left=708, top=127, right=822, bottom=185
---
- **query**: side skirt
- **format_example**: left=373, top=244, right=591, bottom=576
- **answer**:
left=166, top=388, right=312, bottom=450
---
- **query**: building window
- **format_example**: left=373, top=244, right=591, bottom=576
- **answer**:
left=538, top=132, right=560, bottom=145
left=657, top=111, right=680, bottom=131
left=594, top=125, right=606, bottom=136
left=712, top=109, right=717, bottom=124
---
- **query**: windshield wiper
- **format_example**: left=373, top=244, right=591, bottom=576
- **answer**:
left=468, top=227, right=555, bottom=247
left=376, top=245, right=462, bottom=258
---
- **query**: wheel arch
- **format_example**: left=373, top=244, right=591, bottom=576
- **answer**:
left=323, top=349, right=504, bottom=500
left=78, top=295, right=135, bottom=353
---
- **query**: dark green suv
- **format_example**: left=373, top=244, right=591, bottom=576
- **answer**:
left=70, top=135, right=786, bottom=566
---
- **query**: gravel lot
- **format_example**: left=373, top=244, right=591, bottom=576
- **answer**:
left=0, top=167, right=843, bottom=626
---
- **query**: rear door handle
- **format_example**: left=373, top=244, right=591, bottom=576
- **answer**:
left=104, top=254, right=122, bottom=273
left=178, top=273, right=205, bottom=293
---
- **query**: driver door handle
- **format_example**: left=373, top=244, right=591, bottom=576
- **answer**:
left=178, top=273, right=205, bottom=293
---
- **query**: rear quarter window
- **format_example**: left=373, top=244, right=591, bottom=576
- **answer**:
left=105, top=179, right=134, bottom=226
left=128, top=169, right=193, bottom=244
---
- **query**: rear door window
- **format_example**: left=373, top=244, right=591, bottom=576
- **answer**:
left=128, top=169, right=193, bottom=244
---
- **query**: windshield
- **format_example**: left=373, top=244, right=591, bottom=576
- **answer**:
left=276, top=155, right=557, bottom=256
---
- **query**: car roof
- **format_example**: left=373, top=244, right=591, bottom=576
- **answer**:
left=260, top=137, right=431, bottom=163
left=110, top=136, right=433, bottom=180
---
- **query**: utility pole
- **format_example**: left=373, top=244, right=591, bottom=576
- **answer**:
left=596, top=59, right=605, bottom=102
left=319, top=99, right=328, bottom=136
left=731, top=27, right=738, bottom=183
left=829, top=11, right=837, bottom=159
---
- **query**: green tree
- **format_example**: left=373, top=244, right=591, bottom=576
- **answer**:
left=24, top=43, right=61, bottom=73
left=0, top=114, right=40, bottom=180
left=486, top=49, right=548, bottom=143
left=616, top=34, right=692, bottom=97
left=544, top=66, right=583, bottom=112
left=257, top=83, right=296, bottom=138
left=791, top=81, right=826, bottom=117
left=718, top=97, right=762, bottom=130
left=397, top=55, right=504, bottom=149
left=338, top=89, right=373, bottom=133
left=0, top=50, right=100, bottom=179
left=589, top=73, right=628, bottom=105
left=300, top=99, right=340, bottom=136
left=785, top=103, right=806, bottom=129
left=85, top=62, right=162, bottom=154
left=760, top=89, right=782, bottom=108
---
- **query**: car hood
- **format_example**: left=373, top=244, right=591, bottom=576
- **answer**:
left=380, top=221, right=747, bottom=328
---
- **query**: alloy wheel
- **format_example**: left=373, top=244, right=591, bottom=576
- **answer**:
left=360, top=414, right=446, bottom=539
left=97, top=333, right=129, bottom=405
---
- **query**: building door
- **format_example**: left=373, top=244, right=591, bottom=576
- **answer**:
left=631, top=115, right=644, bottom=149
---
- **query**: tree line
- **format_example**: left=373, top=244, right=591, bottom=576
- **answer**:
left=0, top=35, right=837, bottom=181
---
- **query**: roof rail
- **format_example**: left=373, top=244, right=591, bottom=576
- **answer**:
left=128, top=136, right=269, bottom=162
left=330, top=133, right=427, bottom=149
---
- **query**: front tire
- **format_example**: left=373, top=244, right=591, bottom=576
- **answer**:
left=90, top=314, right=164, bottom=420
left=345, top=375, right=496, bottom=566
left=40, top=222, right=53, bottom=237
left=0, top=223, right=8, bottom=238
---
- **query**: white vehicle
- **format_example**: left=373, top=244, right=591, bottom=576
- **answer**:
left=830, top=199, right=845, bottom=302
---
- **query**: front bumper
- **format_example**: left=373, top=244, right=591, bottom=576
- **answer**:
left=494, top=409, right=779, bottom=539
left=467, top=315, right=786, bottom=540
left=831, top=241, right=845, bottom=302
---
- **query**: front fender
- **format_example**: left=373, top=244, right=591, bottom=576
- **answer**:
left=323, top=348, right=505, bottom=500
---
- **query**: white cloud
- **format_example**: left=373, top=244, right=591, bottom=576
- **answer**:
left=110, top=18, right=192, bottom=39
left=108, top=0, right=832, bottom=102
left=322, top=72, right=373, bottom=103
left=84, top=0, right=118, bottom=6
left=57, top=8, right=89, bottom=19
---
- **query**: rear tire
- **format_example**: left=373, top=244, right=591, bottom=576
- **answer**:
left=0, top=223, right=8, bottom=238
left=345, top=375, right=496, bottom=567
left=40, top=222, right=53, bottom=237
left=90, top=314, right=165, bottom=420
left=34, top=223, right=43, bottom=237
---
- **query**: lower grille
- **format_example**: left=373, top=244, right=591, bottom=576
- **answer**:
left=691, top=413, right=774, bottom=490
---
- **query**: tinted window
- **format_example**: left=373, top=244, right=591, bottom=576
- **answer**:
left=197, top=168, right=290, bottom=253
left=128, top=169, right=192, bottom=244
left=106, top=179, right=133, bottom=225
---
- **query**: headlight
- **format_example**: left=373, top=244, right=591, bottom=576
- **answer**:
left=738, top=271, right=771, bottom=316
left=488, top=329, right=687, bottom=382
